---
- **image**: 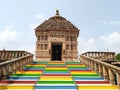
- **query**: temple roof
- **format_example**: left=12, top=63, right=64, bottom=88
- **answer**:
left=35, top=10, right=79, bottom=31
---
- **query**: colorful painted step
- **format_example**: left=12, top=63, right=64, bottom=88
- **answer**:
left=12, top=73, right=41, bottom=76
left=0, top=85, right=34, bottom=90
left=0, top=61, right=119, bottom=90
left=78, top=85, right=119, bottom=90
left=73, top=76, right=104, bottom=81
left=35, top=85, right=77, bottom=90
left=37, top=81, right=75, bottom=84
left=40, top=76, right=73, bottom=81
left=42, top=74, right=71, bottom=76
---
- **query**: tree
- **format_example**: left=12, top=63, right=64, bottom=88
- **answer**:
left=115, top=53, right=120, bottom=61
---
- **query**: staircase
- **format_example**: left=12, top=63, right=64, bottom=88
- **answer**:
left=0, top=61, right=119, bottom=90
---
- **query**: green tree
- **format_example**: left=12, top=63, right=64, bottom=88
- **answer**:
left=115, top=53, right=120, bottom=61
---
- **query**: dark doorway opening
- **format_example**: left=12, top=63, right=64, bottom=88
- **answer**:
left=52, top=44, right=62, bottom=61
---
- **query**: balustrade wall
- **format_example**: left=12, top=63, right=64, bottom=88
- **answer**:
left=0, top=50, right=31, bottom=61
left=82, top=51, right=115, bottom=61
left=80, top=53, right=120, bottom=88
left=0, top=50, right=33, bottom=79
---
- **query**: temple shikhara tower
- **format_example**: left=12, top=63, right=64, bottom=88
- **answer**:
left=35, top=10, right=79, bottom=61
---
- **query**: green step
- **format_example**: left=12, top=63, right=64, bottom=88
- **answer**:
left=12, top=74, right=41, bottom=76
left=25, top=66, right=45, bottom=68
left=66, top=62, right=81, bottom=64
left=37, top=81, right=75, bottom=84
left=67, top=66, right=87, bottom=68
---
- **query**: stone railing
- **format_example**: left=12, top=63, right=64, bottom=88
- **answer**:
left=82, top=51, right=115, bottom=61
left=0, top=53, right=33, bottom=80
left=0, top=50, right=31, bottom=62
left=80, top=54, right=120, bottom=88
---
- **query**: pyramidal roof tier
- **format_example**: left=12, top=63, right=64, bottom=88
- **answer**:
left=35, top=10, right=79, bottom=31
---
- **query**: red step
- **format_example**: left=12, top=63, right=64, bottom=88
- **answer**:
left=76, top=81, right=110, bottom=84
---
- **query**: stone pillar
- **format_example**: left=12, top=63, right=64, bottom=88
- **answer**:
left=19, top=60, right=23, bottom=70
left=103, top=66, right=108, bottom=80
left=13, top=63, right=16, bottom=73
left=94, top=63, right=98, bottom=73
left=2, top=66, right=8, bottom=79
left=98, top=65, right=102, bottom=76
left=87, top=59, right=89, bottom=67
left=86, top=59, right=88, bottom=66
left=90, top=61, right=92, bottom=70
left=116, top=73, right=120, bottom=88
left=91, top=61, right=94, bottom=70
left=108, top=69, right=115, bottom=85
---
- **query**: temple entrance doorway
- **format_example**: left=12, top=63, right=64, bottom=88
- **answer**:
left=52, top=43, right=62, bottom=61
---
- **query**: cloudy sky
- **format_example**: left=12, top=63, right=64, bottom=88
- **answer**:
left=0, top=0, right=120, bottom=54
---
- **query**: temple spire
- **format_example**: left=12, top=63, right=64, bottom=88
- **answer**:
left=56, top=9, right=59, bottom=15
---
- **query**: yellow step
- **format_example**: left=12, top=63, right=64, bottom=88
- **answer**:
left=0, top=86, right=33, bottom=89
left=40, top=76, right=73, bottom=81
left=45, top=68, right=67, bottom=70
left=16, top=71, right=42, bottom=74
left=67, top=65, right=86, bottom=66
left=71, top=72, right=96, bottom=74
left=27, top=65, right=46, bottom=66
left=78, top=85, right=119, bottom=90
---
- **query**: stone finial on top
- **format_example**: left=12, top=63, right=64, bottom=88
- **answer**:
left=56, top=9, right=59, bottom=15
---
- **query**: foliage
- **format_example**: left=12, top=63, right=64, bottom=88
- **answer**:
left=115, top=53, right=120, bottom=61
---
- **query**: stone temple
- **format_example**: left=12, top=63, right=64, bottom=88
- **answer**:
left=0, top=10, right=120, bottom=90
left=35, top=10, right=79, bottom=62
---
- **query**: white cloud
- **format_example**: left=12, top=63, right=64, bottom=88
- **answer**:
left=96, top=20, right=120, bottom=25
left=0, top=26, right=36, bottom=54
left=0, top=26, right=19, bottom=50
left=30, top=14, right=45, bottom=29
left=30, top=23, right=39, bottom=29
left=78, top=32, right=120, bottom=54
left=78, top=36, right=97, bottom=54
left=0, top=26, right=17, bottom=42
left=35, top=14, right=44, bottom=20
left=110, top=21, right=120, bottom=25
left=100, top=32, right=120, bottom=45
left=100, top=32, right=120, bottom=52
left=20, top=45, right=35, bottom=54
left=35, top=14, right=45, bottom=23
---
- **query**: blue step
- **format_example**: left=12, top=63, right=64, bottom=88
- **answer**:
left=8, top=76, right=39, bottom=80
left=43, top=72, right=69, bottom=74
left=73, top=77, right=104, bottom=80
left=34, top=85, right=77, bottom=89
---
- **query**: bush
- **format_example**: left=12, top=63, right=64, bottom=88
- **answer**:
left=115, top=53, right=120, bottom=61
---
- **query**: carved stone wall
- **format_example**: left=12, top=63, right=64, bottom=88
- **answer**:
left=35, top=10, right=79, bottom=61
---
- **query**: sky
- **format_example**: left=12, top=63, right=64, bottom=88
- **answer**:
left=0, top=0, right=120, bottom=55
